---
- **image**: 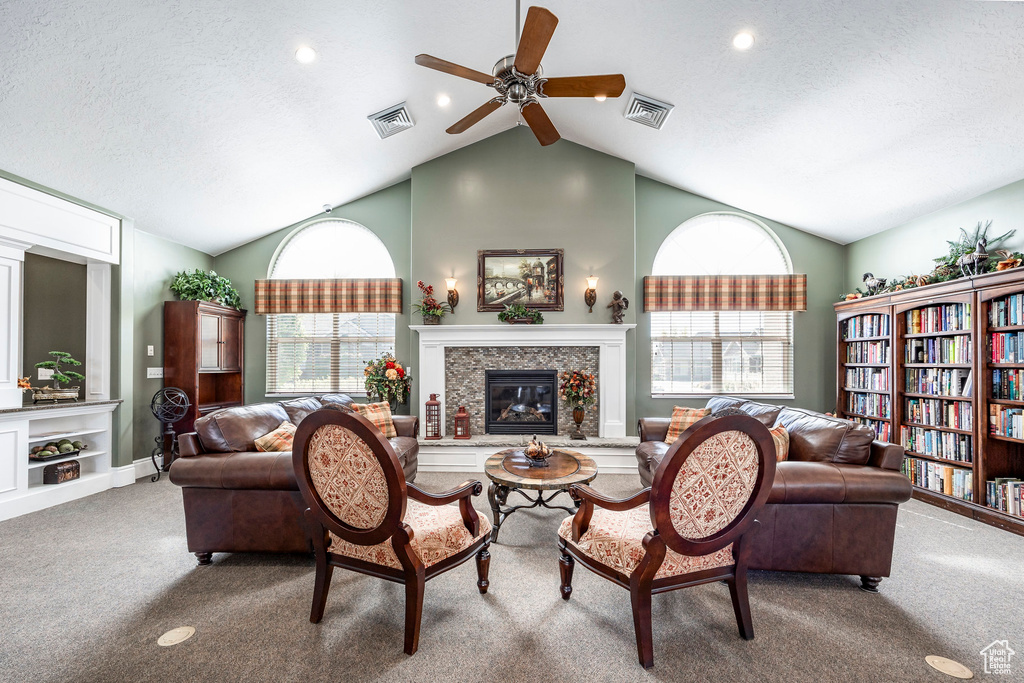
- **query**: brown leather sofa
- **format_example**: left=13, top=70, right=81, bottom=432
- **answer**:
left=637, top=396, right=911, bottom=591
left=169, top=394, right=419, bottom=565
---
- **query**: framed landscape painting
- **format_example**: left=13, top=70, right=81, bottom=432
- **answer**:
left=477, top=249, right=564, bottom=311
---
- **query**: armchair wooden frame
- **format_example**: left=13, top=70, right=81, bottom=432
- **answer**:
left=558, top=414, right=776, bottom=669
left=293, top=409, right=491, bottom=655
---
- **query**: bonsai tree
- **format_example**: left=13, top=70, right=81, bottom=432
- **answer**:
left=35, top=351, right=85, bottom=389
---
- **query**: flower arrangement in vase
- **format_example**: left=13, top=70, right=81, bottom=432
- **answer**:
left=364, top=353, right=412, bottom=409
left=559, top=370, right=596, bottom=440
left=412, top=280, right=451, bottom=324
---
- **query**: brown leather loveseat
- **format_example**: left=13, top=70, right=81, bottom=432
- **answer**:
left=637, top=396, right=911, bottom=591
left=169, top=394, right=419, bottom=565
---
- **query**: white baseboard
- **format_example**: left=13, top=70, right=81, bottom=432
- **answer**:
left=111, top=464, right=138, bottom=487
left=132, top=456, right=161, bottom=482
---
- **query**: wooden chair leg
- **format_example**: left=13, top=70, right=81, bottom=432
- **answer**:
left=728, top=570, right=754, bottom=640
left=404, top=572, right=425, bottom=655
left=476, top=542, right=491, bottom=594
left=859, top=576, right=881, bottom=593
left=630, top=583, right=655, bottom=669
left=559, top=545, right=575, bottom=601
left=309, top=523, right=333, bottom=624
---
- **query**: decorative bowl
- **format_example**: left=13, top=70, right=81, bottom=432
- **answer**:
left=523, top=435, right=552, bottom=468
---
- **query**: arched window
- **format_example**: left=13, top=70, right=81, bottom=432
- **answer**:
left=266, top=218, right=397, bottom=395
left=650, top=212, right=794, bottom=397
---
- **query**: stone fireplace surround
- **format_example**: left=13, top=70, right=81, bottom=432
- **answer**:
left=410, top=324, right=635, bottom=439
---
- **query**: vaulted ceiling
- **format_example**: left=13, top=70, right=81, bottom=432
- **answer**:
left=1, top=1, right=1023, bottom=254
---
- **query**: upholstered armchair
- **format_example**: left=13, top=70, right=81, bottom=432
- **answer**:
left=558, top=414, right=776, bottom=669
left=292, top=409, right=492, bottom=655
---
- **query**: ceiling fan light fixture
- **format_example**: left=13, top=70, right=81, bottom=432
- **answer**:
left=294, top=46, right=317, bottom=64
left=732, top=32, right=755, bottom=50
left=594, top=95, right=607, bottom=102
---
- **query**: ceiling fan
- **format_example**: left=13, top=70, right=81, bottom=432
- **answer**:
left=414, top=5, right=626, bottom=146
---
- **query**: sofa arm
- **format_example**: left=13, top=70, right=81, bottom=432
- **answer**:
left=177, top=432, right=203, bottom=457
left=392, top=415, right=419, bottom=438
left=638, top=418, right=671, bottom=443
left=868, top=440, right=905, bottom=471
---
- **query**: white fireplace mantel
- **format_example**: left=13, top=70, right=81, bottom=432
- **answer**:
left=410, top=324, right=635, bottom=438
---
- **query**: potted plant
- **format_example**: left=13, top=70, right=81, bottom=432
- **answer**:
left=497, top=303, right=544, bottom=325
left=559, top=370, right=596, bottom=440
left=170, top=269, right=242, bottom=309
left=364, top=353, right=412, bottom=411
left=412, top=280, right=451, bottom=325
left=32, top=351, right=86, bottom=402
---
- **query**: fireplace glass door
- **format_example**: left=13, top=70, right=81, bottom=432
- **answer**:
left=484, top=370, right=558, bottom=435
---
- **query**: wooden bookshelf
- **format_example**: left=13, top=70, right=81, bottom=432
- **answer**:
left=836, top=305, right=893, bottom=442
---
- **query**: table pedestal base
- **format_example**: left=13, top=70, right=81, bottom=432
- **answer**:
left=487, top=483, right=581, bottom=543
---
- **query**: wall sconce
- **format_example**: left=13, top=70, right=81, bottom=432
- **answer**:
left=585, top=275, right=599, bottom=312
left=445, top=277, right=459, bottom=312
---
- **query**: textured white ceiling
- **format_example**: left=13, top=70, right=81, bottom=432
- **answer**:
left=1, top=1, right=1023, bottom=254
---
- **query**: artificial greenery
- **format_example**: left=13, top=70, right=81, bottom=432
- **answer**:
left=840, top=221, right=1018, bottom=301
left=35, top=351, right=85, bottom=387
left=497, top=302, right=544, bottom=324
left=363, top=353, right=411, bottom=405
left=411, top=280, right=451, bottom=318
left=169, top=269, right=242, bottom=309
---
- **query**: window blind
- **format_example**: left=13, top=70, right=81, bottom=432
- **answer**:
left=266, top=312, right=396, bottom=395
left=651, top=310, right=793, bottom=397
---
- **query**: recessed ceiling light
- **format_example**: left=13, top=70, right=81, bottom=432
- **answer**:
left=732, top=32, right=755, bottom=50
left=437, top=94, right=451, bottom=107
left=295, top=46, right=317, bottom=64
left=594, top=95, right=607, bottom=102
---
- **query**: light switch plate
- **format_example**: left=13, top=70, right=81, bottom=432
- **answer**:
left=147, top=367, right=164, bottom=379
left=38, top=368, right=53, bottom=380
left=147, top=345, right=155, bottom=357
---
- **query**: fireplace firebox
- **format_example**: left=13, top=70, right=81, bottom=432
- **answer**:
left=484, top=370, right=558, bottom=435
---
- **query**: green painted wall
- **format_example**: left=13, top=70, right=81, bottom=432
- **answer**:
left=845, top=178, right=1024, bottom=292
left=22, top=254, right=88, bottom=397
left=213, top=180, right=413, bottom=408
left=131, top=231, right=214, bottom=461
left=409, top=126, right=638, bottom=427
left=635, top=175, right=846, bottom=418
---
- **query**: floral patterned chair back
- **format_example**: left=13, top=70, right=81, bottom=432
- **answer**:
left=650, top=414, right=776, bottom=558
left=293, top=408, right=407, bottom=547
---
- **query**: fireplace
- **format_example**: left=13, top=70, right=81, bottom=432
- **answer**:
left=484, top=370, right=558, bottom=435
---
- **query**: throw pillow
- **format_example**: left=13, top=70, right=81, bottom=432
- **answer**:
left=254, top=421, right=297, bottom=452
left=665, top=406, right=711, bottom=445
left=769, top=424, right=790, bottom=462
left=352, top=401, right=398, bottom=439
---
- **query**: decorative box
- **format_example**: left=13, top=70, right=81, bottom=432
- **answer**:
left=43, top=460, right=80, bottom=485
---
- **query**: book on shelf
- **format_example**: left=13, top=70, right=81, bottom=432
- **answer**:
left=989, top=294, right=1024, bottom=328
left=904, top=336, right=971, bottom=364
left=844, top=367, right=890, bottom=391
left=902, top=456, right=973, bottom=501
left=988, top=405, right=1024, bottom=439
left=846, top=392, right=891, bottom=419
left=900, top=425, right=973, bottom=462
left=990, top=331, right=1024, bottom=363
left=845, top=340, right=891, bottom=364
left=849, top=416, right=891, bottom=442
left=842, top=314, right=890, bottom=339
left=904, top=397, right=972, bottom=431
left=905, top=303, right=971, bottom=334
left=905, top=367, right=971, bottom=397
left=987, top=478, right=1023, bottom=517
left=992, top=368, right=1024, bottom=400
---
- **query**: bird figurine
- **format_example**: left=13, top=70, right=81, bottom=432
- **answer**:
left=995, top=249, right=1022, bottom=271
left=862, top=273, right=887, bottom=296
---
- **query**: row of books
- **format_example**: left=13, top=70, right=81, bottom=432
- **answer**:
left=847, top=392, right=891, bottom=419
left=905, top=397, right=972, bottom=431
left=900, top=426, right=973, bottom=462
left=902, top=456, right=973, bottom=501
left=989, top=405, right=1024, bottom=440
left=905, top=336, right=971, bottom=364
left=844, top=367, right=890, bottom=391
left=845, top=341, right=890, bottom=364
left=990, top=331, right=1024, bottom=363
left=905, top=368, right=973, bottom=397
left=987, top=479, right=1023, bottom=517
left=988, top=294, right=1024, bottom=328
left=992, top=368, right=1024, bottom=400
left=905, top=303, right=971, bottom=334
left=850, top=416, right=891, bottom=442
left=842, top=314, right=890, bottom=340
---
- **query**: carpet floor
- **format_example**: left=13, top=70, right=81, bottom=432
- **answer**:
left=1, top=472, right=1022, bottom=682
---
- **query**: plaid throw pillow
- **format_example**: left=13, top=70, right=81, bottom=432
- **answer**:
left=665, top=406, right=710, bottom=445
left=254, top=421, right=297, bottom=452
left=769, top=424, right=790, bottom=462
left=352, top=402, right=397, bottom=439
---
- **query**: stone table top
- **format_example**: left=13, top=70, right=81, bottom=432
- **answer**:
left=484, top=449, right=598, bottom=491
left=419, top=434, right=639, bottom=449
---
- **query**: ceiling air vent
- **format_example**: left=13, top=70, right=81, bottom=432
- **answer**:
left=368, top=102, right=414, bottom=139
left=623, top=92, right=673, bottom=130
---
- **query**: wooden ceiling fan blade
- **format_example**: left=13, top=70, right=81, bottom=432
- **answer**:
left=415, top=54, right=494, bottom=85
left=520, top=101, right=559, bottom=146
left=514, top=7, right=558, bottom=75
left=446, top=99, right=504, bottom=134
left=541, top=74, right=626, bottom=98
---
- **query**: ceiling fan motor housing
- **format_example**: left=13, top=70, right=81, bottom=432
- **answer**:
left=493, top=55, right=545, bottom=106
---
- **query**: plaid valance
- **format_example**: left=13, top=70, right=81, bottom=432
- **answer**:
left=643, top=275, right=807, bottom=312
left=254, top=278, right=403, bottom=315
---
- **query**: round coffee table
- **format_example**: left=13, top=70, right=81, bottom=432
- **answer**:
left=484, top=448, right=597, bottom=543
